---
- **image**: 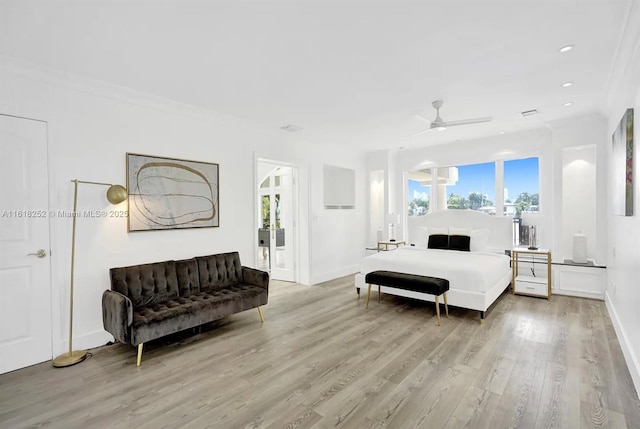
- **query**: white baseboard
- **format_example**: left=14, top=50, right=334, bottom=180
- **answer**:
left=605, top=291, right=640, bottom=399
left=311, top=264, right=359, bottom=285
left=552, top=289, right=604, bottom=300
left=55, top=330, right=114, bottom=356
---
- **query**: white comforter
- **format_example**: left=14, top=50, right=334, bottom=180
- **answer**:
left=360, top=247, right=511, bottom=293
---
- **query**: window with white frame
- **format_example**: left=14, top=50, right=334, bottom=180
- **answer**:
left=407, top=171, right=431, bottom=216
left=503, top=157, right=540, bottom=218
left=442, top=162, right=496, bottom=214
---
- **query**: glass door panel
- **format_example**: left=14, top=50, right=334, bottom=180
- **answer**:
left=257, top=166, right=295, bottom=281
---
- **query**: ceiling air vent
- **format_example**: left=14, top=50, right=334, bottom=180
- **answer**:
left=280, top=124, right=304, bottom=132
left=521, top=109, right=539, bottom=117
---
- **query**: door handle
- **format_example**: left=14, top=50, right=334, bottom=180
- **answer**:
left=27, top=249, right=47, bottom=258
left=271, top=224, right=275, bottom=239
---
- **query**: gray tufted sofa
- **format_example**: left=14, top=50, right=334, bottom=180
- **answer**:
left=102, top=252, right=269, bottom=366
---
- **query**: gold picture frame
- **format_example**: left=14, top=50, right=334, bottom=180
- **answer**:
left=126, top=153, right=219, bottom=231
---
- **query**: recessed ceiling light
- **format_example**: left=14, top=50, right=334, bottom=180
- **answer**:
left=521, top=109, right=539, bottom=117
left=559, top=45, right=574, bottom=53
left=436, top=126, right=447, bottom=132
left=562, top=82, right=573, bottom=88
left=500, top=131, right=505, bottom=135
left=280, top=124, right=303, bottom=132
left=564, top=102, right=573, bottom=107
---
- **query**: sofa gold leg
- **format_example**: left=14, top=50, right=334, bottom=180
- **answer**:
left=257, top=306, right=265, bottom=322
left=435, top=296, right=441, bottom=326
left=365, top=284, right=372, bottom=309
left=136, top=343, right=143, bottom=367
left=443, top=292, right=449, bottom=318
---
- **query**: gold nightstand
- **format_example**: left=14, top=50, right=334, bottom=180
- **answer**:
left=377, top=240, right=406, bottom=252
left=512, top=248, right=552, bottom=299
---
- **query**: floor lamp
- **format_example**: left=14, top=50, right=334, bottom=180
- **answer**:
left=52, top=179, right=127, bottom=368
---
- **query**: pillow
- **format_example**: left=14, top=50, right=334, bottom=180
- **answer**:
left=469, top=228, right=490, bottom=252
left=448, top=226, right=471, bottom=236
left=427, top=226, right=449, bottom=249
left=428, top=234, right=449, bottom=249
left=412, top=226, right=429, bottom=248
left=449, top=234, right=471, bottom=251
left=428, top=226, right=449, bottom=236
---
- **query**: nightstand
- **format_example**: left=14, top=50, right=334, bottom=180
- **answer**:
left=377, top=240, right=406, bottom=252
left=512, top=248, right=551, bottom=299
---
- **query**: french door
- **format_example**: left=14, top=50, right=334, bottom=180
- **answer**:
left=257, top=164, right=296, bottom=282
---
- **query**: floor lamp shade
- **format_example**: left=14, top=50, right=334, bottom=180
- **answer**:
left=52, top=179, right=126, bottom=368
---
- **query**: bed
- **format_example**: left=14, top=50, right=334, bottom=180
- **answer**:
left=355, top=210, right=513, bottom=322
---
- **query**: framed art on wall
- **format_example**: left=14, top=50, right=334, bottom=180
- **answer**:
left=612, top=108, right=634, bottom=216
left=127, top=153, right=219, bottom=231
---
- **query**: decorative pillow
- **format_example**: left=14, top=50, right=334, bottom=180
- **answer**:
left=426, top=226, right=449, bottom=249
left=449, top=234, right=471, bottom=251
left=428, top=234, right=449, bottom=249
left=469, top=228, right=490, bottom=252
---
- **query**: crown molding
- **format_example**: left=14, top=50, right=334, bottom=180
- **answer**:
left=603, top=0, right=640, bottom=113
left=0, top=54, right=303, bottom=143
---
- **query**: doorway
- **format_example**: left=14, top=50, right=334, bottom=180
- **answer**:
left=256, top=161, right=298, bottom=282
left=0, top=114, right=52, bottom=374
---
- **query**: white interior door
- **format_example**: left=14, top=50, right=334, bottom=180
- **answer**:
left=257, top=164, right=297, bottom=282
left=0, top=115, right=52, bottom=374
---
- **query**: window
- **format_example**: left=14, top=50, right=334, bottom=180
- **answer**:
left=407, top=180, right=430, bottom=216
left=442, top=162, right=496, bottom=213
left=504, top=157, right=539, bottom=218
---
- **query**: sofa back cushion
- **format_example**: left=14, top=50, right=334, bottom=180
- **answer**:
left=110, top=261, right=179, bottom=308
left=175, top=258, right=200, bottom=296
left=196, top=252, right=244, bottom=291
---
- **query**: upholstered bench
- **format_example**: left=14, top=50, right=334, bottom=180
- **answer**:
left=364, top=270, right=449, bottom=325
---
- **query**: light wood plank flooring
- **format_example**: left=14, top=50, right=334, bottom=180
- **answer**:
left=1, top=276, right=639, bottom=428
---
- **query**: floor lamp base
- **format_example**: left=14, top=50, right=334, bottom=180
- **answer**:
left=52, top=350, right=87, bottom=368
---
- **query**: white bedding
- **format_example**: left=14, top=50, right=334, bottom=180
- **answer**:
left=360, top=247, right=511, bottom=293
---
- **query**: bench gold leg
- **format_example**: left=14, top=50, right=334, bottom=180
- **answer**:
left=366, top=284, right=372, bottom=309
left=435, top=296, right=441, bottom=326
left=136, top=343, right=143, bottom=367
left=257, top=306, right=265, bottom=322
left=443, top=292, right=449, bottom=318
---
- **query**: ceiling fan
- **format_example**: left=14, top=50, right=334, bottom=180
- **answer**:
left=415, top=100, right=492, bottom=134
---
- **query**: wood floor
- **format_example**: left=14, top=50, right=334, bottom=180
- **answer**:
left=1, top=276, right=639, bottom=429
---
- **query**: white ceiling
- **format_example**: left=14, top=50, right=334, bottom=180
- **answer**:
left=0, top=0, right=632, bottom=150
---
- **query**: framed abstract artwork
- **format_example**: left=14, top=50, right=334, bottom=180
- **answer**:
left=612, top=108, right=634, bottom=216
left=126, top=153, right=219, bottom=231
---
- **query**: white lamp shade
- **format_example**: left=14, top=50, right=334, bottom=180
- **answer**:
left=385, top=213, right=400, bottom=224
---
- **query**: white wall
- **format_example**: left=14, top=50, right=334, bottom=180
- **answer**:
left=309, top=154, right=367, bottom=284
left=0, top=57, right=367, bottom=356
left=394, top=128, right=553, bottom=246
left=561, top=146, right=597, bottom=261
left=602, top=0, right=640, bottom=396
left=366, top=150, right=389, bottom=244
left=382, top=116, right=609, bottom=268
left=550, top=114, right=608, bottom=265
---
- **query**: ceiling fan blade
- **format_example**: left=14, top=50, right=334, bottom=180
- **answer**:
left=413, top=114, right=432, bottom=124
left=444, top=116, right=493, bottom=127
left=414, top=128, right=432, bottom=136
